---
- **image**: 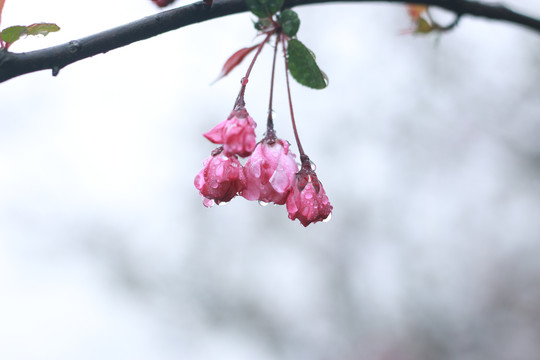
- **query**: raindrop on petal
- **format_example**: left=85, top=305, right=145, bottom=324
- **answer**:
left=203, top=198, right=214, bottom=208
left=216, top=163, right=225, bottom=177
left=194, top=174, right=204, bottom=189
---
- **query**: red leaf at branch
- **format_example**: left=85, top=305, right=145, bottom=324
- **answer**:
left=212, top=45, right=259, bottom=84
left=401, top=4, right=432, bottom=35
left=0, top=0, right=6, bottom=29
left=406, top=4, right=428, bottom=22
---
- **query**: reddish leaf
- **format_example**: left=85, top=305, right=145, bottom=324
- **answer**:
left=401, top=4, right=434, bottom=35
left=0, top=0, right=5, bottom=29
left=407, top=4, right=428, bottom=22
left=213, top=45, right=259, bottom=84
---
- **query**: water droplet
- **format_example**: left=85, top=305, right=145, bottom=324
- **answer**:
left=304, top=192, right=313, bottom=200
left=216, top=164, right=224, bottom=177
left=323, top=213, right=332, bottom=223
left=252, top=164, right=261, bottom=178
left=258, top=200, right=269, bottom=207
left=210, top=180, right=219, bottom=189
left=203, top=198, right=214, bottom=208
left=194, top=174, right=203, bottom=188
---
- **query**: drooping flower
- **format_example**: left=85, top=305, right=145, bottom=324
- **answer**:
left=286, top=156, right=332, bottom=226
left=194, top=147, right=246, bottom=207
left=241, top=137, right=298, bottom=205
left=204, top=108, right=257, bottom=157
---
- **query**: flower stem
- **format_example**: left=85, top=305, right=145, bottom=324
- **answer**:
left=233, top=32, right=273, bottom=110
left=265, top=32, right=281, bottom=140
left=282, top=36, right=305, bottom=157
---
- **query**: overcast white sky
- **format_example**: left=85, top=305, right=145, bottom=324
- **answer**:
left=1, top=1, right=540, bottom=359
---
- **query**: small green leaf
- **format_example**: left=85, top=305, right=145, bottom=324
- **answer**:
left=26, top=23, right=60, bottom=36
left=245, top=0, right=284, bottom=18
left=415, top=18, right=434, bottom=34
left=287, top=39, right=328, bottom=89
left=279, top=9, right=300, bottom=37
left=0, top=23, right=60, bottom=49
left=1, top=25, right=27, bottom=45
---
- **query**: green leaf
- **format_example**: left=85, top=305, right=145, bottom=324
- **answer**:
left=415, top=18, right=434, bottom=34
left=26, top=23, right=60, bottom=36
left=245, top=0, right=284, bottom=18
left=1, top=23, right=60, bottom=48
left=279, top=9, right=300, bottom=37
left=287, top=39, right=328, bottom=89
left=1, top=25, right=27, bottom=45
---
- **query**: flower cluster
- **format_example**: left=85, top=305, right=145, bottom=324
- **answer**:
left=194, top=103, right=332, bottom=226
left=194, top=14, right=333, bottom=227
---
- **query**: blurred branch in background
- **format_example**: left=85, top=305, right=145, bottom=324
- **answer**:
left=0, top=0, right=539, bottom=83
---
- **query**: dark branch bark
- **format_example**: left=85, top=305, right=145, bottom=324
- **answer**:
left=0, top=0, right=539, bottom=83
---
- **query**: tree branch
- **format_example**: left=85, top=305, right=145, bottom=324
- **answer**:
left=0, top=0, right=539, bottom=83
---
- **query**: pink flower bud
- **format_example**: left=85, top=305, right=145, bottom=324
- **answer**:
left=194, top=148, right=246, bottom=207
left=203, top=108, right=257, bottom=157
left=286, top=166, right=333, bottom=227
left=241, top=138, right=298, bottom=205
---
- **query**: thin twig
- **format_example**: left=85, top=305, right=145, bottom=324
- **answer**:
left=0, top=0, right=539, bottom=83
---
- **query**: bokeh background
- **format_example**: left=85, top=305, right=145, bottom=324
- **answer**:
left=1, top=0, right=540, bottom=359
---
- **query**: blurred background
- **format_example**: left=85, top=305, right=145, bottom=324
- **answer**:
left=1, top=0, right=540, bottom=359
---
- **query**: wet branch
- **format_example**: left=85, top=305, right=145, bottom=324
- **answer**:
left=0, top=0, right=539, bottom=83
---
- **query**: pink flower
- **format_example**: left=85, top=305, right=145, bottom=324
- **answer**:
left=194, top=148, right=246, bottom=207
left=204, top=108, right=257, bottom=157
left=241, top=138, right=298, bottom=205
left=286, top=161, right=333, bottom=227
